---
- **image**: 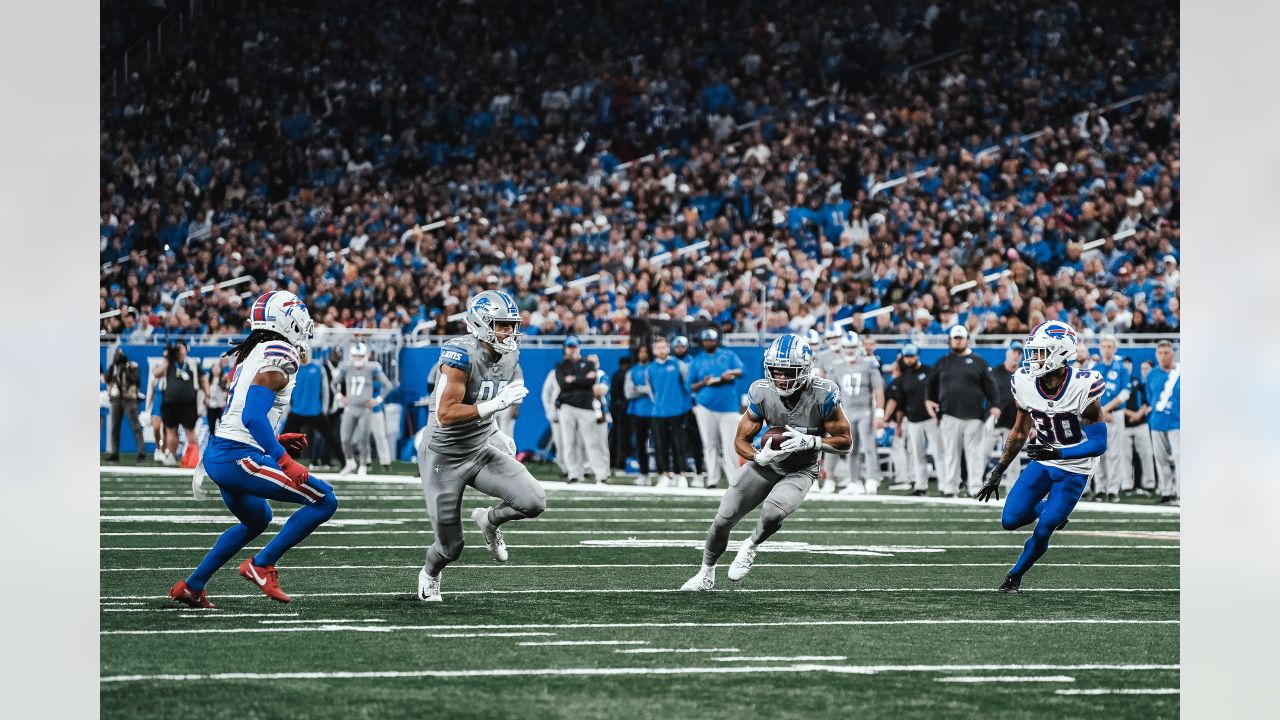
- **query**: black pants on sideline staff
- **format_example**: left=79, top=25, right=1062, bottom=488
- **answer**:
left=284, top=412, right=345, bottom=466
left=650, top=416, right=688, bottom=475
left=632, top=416, right=653, bottom=476
left=682, top=409, right=706, bottom=474
left=609, top=407, right=633, bottom=470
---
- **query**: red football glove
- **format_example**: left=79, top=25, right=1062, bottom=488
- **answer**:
left=278, top=433, right=308, bottom=456
left=276, top=453, right=310, bottom=490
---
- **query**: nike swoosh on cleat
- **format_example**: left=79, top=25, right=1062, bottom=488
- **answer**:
left=247, top=566, right=267, bottom=587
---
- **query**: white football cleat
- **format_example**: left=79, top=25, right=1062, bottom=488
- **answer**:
left=417, top=567, right=442, bottom=602
left=162, top=451, right=178, bottom=467
left=680, top=567, right=715, bottom=592
left=863, top=479, right=880, bottom=495
left=356, top=464, right=368, bottom=476
left=728, top=541, right=758, bottom=581
left=472, top=507, right=508, bottom=562
left=674, top=475, right=689, bottom=488
left=153, top=448, right=165, bottom=462
left=840, top=483, right=865, bottom=496
left=635, top=475, right=650, bottom=486
left=338, top=459, right=357, bottom=476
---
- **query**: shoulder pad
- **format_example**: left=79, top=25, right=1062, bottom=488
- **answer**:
left=260, top=342, right=300, bottom=375
left=1084, top=369, right=1105, bottom=401
left=440, top=340, right=471, bottom=371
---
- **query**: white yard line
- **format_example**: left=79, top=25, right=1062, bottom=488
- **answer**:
left=100, top=618, right=1178, bottom=637
left=1055, top=688, right=1179, bottom=695
left=616, top=648, right=741, bottom=654
left=100, top=467, right=1180, bottom=514
left=257, top=619, right=386, bottom=624
left=99, top=663, right=1179, bottom=683
left=935, top=675, right=1075, bottom=683
left=518, top=640, right=648, bottom=647
left=100, top=562, right=1181, bottom=572
left=713, top=655, right=847, bottom=662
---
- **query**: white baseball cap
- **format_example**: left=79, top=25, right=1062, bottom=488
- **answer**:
left=949, top=325, right=969, bottom=339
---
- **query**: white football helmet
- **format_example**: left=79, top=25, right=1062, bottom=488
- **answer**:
left=839, top=330, right=861, bottom=361
left=763, top=334, right=814, bottom=397
left=822, top=325, right=842, bottom=350
left=465, top=289, right=523, bottom=354
left=349, top=342, right=369, bottom=367
left=249, top=290, right=314, bottom=353
left=804, top=329, right=822, bottom=348
left=1022, top=321, right=1078, bottom=377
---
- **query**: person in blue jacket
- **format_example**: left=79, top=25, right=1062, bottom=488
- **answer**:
left=283, top=358, right=344, bottom=468
left=687, top=328, right=745, bottom=488
left=646, top=336, right=694, bottom=487
left=1145, top=340, right=1180, bottom=504
left=624, top=344, right=657, bottom=486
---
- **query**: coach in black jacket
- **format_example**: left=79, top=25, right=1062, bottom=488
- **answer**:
left=926, top=326, right=1001, bottom=497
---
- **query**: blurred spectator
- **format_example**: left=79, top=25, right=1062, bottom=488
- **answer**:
left=1147, top=340, right=1180, bottom=504
left=98, top=0, right=1179, bottom=341
left=105, top=347, right=147, bottom=462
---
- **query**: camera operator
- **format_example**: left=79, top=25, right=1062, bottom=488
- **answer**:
left=152, top=341, right=206, bottom=466
left=106, top=348, right=147, bottom=462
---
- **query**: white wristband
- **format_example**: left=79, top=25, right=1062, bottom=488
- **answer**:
left=476, top=398, right=503, bottom=420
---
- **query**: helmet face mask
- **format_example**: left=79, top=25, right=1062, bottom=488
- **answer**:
left=1021, top=322, right=1077, bottom=377
left=839, top=330, right=861, bottom=361
left=350, top=342, right=368, bottom=367
left=764, top=334, right=813, bottom=397
left=466, top=290, right=523, bottom=354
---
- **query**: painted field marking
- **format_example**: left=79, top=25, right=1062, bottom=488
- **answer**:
left=100, top=562, right=1181, bottom=573
left=713, top=655, right=847, bottom=662
left=935, top=675, right=1075, bottom=683
left=99, top=467, right=1181, bottom=514
left=1055, top=688, right=1179, bottom=695
left=257, top=619, right=386, bottom=624
left=616, top=648, right=741, bottom=654
left=99, top=663, right=1180, bottom=684
left=518, top=640, right=648, bottom=647
left=175, top=612, right=300, bottom=619
left=100, top=619, right=1179, bottom=637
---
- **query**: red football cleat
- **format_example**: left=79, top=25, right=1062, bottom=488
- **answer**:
left=169, top=580, right=215, bottom=609
left=238, top=558, right=291, bottom=603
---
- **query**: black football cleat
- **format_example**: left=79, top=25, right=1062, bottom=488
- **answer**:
left=998, top=574, right=1022, bottom=593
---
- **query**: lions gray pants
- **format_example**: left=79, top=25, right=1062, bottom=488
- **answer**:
left=419, top=442, right=546, bottom=576
left=846, top=412, right=880, bottom=487
left=1093, top=411, right=1128, bottom=496
left=1122, top=424, right=1156, bottom=491
left=905, top=419, right=942, bottom=491
left=341, top=407, right=371, bottom=465
left=938, top=415, right=987, bottom=495
left=701, top=462, right=815, bottom=567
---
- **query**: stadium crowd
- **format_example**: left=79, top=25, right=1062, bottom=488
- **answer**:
left=99, top=0, right=1179, bottom=343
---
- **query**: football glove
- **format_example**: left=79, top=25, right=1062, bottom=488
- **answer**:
left=191, top=463, right=209, bottom=501
left=278, top=433, right=309, bottom=456
left=753, top=446, right=792, bottom=467
left=976, top=468, right=1003, bottom=503
left=488, top=428, right=517, bottom=457
left=1024, top=443, right=1062, bottom=461
left=778, top=425, right=820, bottom=453
left=276, top=453, right=310, bottom=490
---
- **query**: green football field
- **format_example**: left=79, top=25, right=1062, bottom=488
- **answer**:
left=100, top=465, right=1179, bottom=719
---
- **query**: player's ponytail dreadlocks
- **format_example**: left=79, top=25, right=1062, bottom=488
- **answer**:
left=224, top=329, right=288, bottom=365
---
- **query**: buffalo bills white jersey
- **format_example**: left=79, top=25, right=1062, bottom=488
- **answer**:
left=216, top=340, right=300, bottom=452
left=1010, top=367, right=1105, bottom=475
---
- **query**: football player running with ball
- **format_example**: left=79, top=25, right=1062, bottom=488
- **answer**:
left=681, top=334, right=852, bottom=591
left=416, top=290, right=546, bottom=602
left=975, top=321, right=1109, bottom=592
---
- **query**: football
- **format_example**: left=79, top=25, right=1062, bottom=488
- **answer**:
left=760, top=426, right=791, bottom=450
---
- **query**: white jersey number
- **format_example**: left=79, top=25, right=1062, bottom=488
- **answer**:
left=478, top=380, right=509, bottom=402
left=840, top=373, right=862, bottom=396
left=1028, top=409, right=1083, bottom=445
left=347, top=376, right=366, bottom=397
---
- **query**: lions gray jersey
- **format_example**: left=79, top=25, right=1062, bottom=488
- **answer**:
left=814, top=349, right=840, bottom=378
left=826, top=356, right=883, bottom=416
left=333, top=360, right=392, bottom=406
left=747, top=377, right=841, bottom=474
left=426, top=336, right=522, bottom=457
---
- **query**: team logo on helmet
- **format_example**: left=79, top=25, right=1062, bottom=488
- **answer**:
left=764, top=334, right=814, bottom=397
left=465, top=290, right=522, bottom=354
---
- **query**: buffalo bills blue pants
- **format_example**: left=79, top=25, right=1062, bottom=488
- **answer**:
left=1001, top=461, right=1089, bottom=578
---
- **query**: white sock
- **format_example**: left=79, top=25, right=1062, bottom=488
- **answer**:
left=702, top=564, right=716, bottom=575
